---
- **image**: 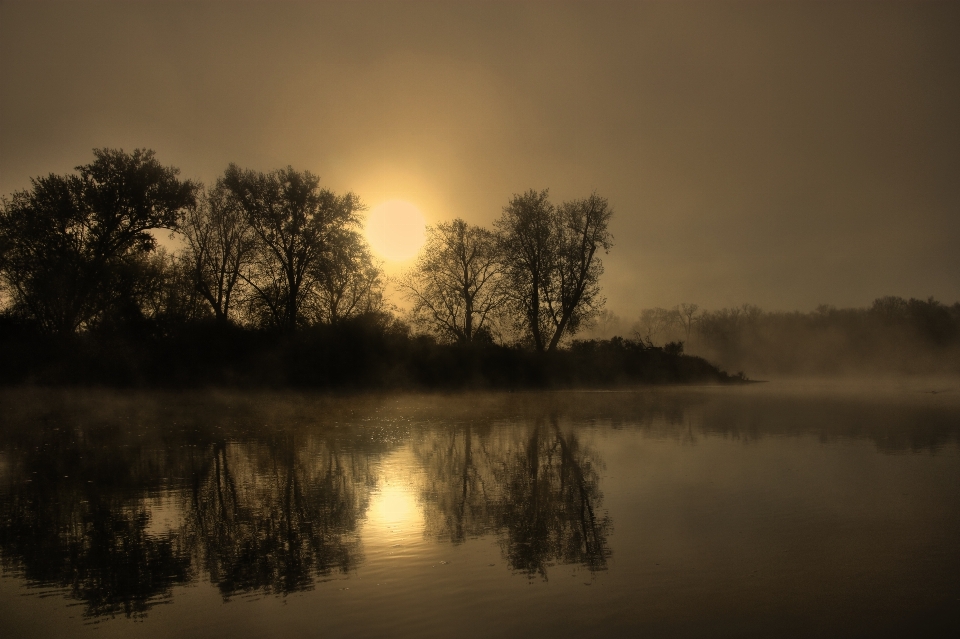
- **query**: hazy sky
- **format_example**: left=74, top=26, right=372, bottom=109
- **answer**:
left=2, top=1, right=958, bottom=316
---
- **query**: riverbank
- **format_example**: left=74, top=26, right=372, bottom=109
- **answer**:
left=0, top=320, right=743, bottom=389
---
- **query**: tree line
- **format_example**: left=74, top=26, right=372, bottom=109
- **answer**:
left=0, top=149, right=384, bottom=334
left=0, top=148, right=611, bottom=353
left=0, top=148, right=743, bottom=387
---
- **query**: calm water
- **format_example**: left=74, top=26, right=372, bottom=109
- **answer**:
left=0, top=383, right=958, bottom=638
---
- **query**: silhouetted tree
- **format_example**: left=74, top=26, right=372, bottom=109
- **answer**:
left=401, top=218, right=505, bottom=343
left=495, top=190, right=556, bottom=351
left=544, top=193, right=614, bottom=350
left=310, top=225, right=385, bottom=324
left=496, top=190, right=613, bottom=351
left=0, top=148, right=196, bottom=333
left=180, top=184, right=256, bottom=324
left=221, top=164, right=363, bottom=329
left=137, top=248, right=210, bottom=330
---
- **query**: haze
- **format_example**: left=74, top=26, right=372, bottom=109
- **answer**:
left=1, top=0, right=958, bottom=316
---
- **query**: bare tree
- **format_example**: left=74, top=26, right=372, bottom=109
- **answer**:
left=495, top=190, right=556, bottom=351
left=544, top=193, right=614, bottom=351
left=400, top=218, right=505, bottom=343
left=496, top=190, right=613, bottom=351
left=679, top=303, right=700, bottom=342
left=632, top=307, right=682, bottom=344
left=180, top=184, right=255, bottom=324
left=585, top=309, right=624, bottom=339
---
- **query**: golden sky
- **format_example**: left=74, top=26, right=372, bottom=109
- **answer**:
left=1, top=1, right=958, bottom=315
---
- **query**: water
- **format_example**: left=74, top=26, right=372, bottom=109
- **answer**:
left=0, top=383, right=958, bottom=637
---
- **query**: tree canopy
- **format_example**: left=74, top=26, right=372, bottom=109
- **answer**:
left=401, top=192, right=613, bottom=350
left=494, top=189, right=613, bottom=351
left=0, top=148, right=195, bottom=333
left=220, top=164, right=367, bottom=329
left=0, top=149, right=612, bottom=351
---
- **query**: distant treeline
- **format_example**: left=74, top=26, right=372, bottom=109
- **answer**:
left=0, top=148, right=738, bottom=388
left=597, top=297, right=960, bottom=376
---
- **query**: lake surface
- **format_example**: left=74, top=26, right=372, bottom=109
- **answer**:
left=0, top=382, right=958, bottom=637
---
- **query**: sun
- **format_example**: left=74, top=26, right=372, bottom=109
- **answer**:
left=365, top=200, right=426, bottom=262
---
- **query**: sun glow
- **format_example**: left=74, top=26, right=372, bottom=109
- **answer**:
left=364, top=449, right=424, bottom=545
left=365, top=200, right=427, bottom=262
left=368, top=483, right=419, bottom=525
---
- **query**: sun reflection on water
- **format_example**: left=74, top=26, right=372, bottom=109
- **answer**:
left=363, top=447, right=425, bottom=555
left=369, top=483, right=418, bottom=525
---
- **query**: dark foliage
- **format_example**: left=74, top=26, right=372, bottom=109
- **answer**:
left=0, top=313, right=737, bottom=389
left=0, top=149, right=195, bottom=334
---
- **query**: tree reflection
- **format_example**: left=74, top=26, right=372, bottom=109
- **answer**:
left=0, top=493, right=192, bottom=619
left=62, top=500, right=193, bottom=618
left=0, top=424, right=192, bottom=618
left=415, top=417, right=611, bottom=579
left=0, top=403, right=384, bottom=617
left=183, top=436, right=372, bottom=597
left=417, top=423, right=494, bottom=544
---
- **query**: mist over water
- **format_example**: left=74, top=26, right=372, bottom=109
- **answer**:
left=588, top=298, right=960, bottom=379
left=0, top=384, right=957, bottom=637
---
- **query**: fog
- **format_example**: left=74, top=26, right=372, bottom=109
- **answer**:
left=583, top=297, right=960, bottom=378
left=2, top=0, right=958, bottom=315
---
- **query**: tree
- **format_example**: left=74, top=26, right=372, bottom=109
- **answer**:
left=400, top=218, right=505, bottom=343
left=544, top=193, right=614, bottom=350
left=0, top=148, right=196, bottom=333
left=310, top=226, right=385, bottom=324
left=495, top=190, right=555, bottom=351
left=135, top=248, right=209, bottom=331
left=679, top=303, right=700, bottom=342
left=496, top=190, right=613, bottom=351
left=633, top=307, right=682, bottom=344
left=180, top=184, right=256, bottom=324
left=221, top=164, right=363, bottom=329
